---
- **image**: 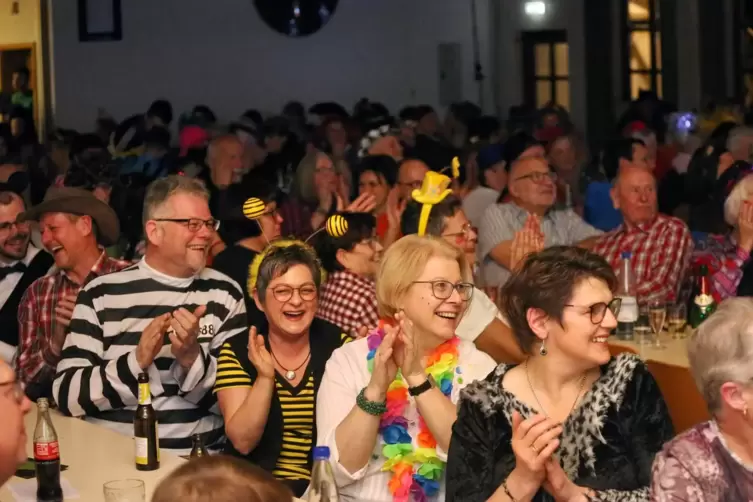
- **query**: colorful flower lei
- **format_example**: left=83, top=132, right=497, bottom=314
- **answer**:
left=366, top=321, right=461, bottom=502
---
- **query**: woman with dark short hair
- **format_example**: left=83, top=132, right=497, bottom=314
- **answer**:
left=310, top=212, right=383, bottom=336
left=214, top=241, right=352, bottom=498
left=446, top=246, right=673, bottom=502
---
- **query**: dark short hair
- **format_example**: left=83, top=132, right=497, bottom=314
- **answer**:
left=601, top=138, right=645, bottom=181
left=500, top=246, right=617, bottom=354
left=146, top=99, right=173, bottom=126
left=400, top=195, right=462, bottom=237
left=256, top=243, right=323, bottom=304
left=358, top=155, right=398, bottom=187
left=311, top=212, right=376, bottom=273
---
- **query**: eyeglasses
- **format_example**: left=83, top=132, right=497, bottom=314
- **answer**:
left=356, top=238, right=379, bottom=250
left=260, top=208, right=279, bottom=218
left=271, top=284, right=318, bottom=302
left=0, top=220, right=30, bottom=233
left=441, top=223, right=477, bottom=239
left=564, top=298, right=622, bottom=324
left=0, top=379, right=26, bottom=405
left=514, top=171, right=558, bottom=184
left=398, top=180, right=423, bottom=190
left=155, top=218, right=220, bottom=232
left=412, top=280, right=474, bottom=301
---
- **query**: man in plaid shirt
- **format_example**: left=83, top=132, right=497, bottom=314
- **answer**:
left=15, top=187, right=129, bottom=399
left=592, top=166, right=693, bottom=305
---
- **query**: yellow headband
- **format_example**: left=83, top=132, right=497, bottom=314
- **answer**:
left=247, top=239, right=326, bottom=296
left=412, top=171, right=453, bottom=236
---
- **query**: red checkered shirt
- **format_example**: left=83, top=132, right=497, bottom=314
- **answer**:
left=16, top=252, right=130, bottom=386
left=316, top=269, right=379, bottom=336
left=592, top=214, right=693, bottom=304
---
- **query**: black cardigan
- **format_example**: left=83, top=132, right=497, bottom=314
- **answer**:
left=223, top=317, right=347, bottom=496
left=445, top=354, right=674, bottom=502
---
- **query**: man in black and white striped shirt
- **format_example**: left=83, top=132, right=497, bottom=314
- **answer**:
left=53, top=176, right=247, bottom=453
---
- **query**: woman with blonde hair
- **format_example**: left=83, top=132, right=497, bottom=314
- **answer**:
left=151, top=455, right=293, bottom=502
left=315, top=235, right=496, bottom=501
left=652, top=298, right=753, bottom=500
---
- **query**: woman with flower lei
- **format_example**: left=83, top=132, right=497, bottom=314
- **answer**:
left=315, top=235, right=496, bottom=501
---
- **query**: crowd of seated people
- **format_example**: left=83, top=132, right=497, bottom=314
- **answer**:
left=3, top=90, right=753, bottom=502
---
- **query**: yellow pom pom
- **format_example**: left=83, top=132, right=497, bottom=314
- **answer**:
left=242, top=198, right=266, bottom=220
left=325, top=214, right=349, bottom=238
left=451, top=157, right=460, bottom=179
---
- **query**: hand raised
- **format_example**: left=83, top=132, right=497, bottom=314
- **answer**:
left=366, top=325, right=399, bottom=399
left=136, top=313, right=172, bottom=370
left=509, top=412, right=562, bottom=488
left=738, top=201, right=753, bottom=252
left=543, top=460, right=591, bottom=502
left=54, top=294, right=77, bottom=329
left=346, top=192, right=377, bottom=214
left=385, top=187, right=406, bottom=228
left=392, top=311, right=424, bottom=381
left=169, top=305, right=207, bottom=369
left=247, top=326, right=275, bottom=380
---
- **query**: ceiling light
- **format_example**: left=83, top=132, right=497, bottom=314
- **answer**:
left=524, top=1, right=546, bottom=17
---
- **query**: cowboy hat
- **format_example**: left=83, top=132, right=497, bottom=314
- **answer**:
left=19, top=186, right=120, bottom=246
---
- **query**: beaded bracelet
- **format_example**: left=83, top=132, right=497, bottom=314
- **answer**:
left=356, top=387, right=387, bottom=416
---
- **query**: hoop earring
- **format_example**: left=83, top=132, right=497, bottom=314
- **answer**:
left=539, top=340, right=548, bottom=357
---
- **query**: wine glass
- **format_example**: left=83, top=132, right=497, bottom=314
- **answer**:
left=668, top=303, right=687, bottom=339
left=635, top=304, right=652, bottom=345
left=103, top=479, right=145, bottom=502
left=648, top=300, right=667, bottom=349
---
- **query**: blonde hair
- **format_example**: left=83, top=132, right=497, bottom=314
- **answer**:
left=376, top=235, right=472, bottom=318
left=687, top=298, right=753, bottom=414
left=151, top=455, right=293, bottom=502
left=724, top=174, right=753, bottom=226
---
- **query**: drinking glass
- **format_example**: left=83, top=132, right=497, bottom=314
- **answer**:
left=667, top=303, right=687, bottom=339
left=635, top=304, right=652, bottom=345
left=103, top=479, right=145, bottom=502
left=648, top=300, right=667, bottom=349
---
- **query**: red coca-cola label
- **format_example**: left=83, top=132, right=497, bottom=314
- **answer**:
left=34, top=441, right=60, bottom=461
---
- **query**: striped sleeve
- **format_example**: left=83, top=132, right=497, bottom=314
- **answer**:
left=53, top=287, right=141, bottom=417
left=214, top=342, right=253, bottom=392
left=340, top=332, right=353, bottom=346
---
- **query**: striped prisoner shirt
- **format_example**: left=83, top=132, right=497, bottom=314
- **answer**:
left=52, top=259, right=247, bottom=453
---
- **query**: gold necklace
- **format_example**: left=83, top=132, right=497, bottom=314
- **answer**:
left=525, top=358, right=587, bottom=420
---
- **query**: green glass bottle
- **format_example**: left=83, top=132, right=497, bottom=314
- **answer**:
left=689, top=265, right=716, bottom=329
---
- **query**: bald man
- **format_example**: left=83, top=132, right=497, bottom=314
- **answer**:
left=396, top=159, right=429, bottom=202
left=206, top=135, right=243, bottom=190
left=593, top=166, right=692, bottom=304
left=478, top=156, right=602, bottom=286
left=0, top=359, right=32, bottom=488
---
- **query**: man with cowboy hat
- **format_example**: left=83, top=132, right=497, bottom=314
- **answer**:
left=15, top=186, right=129, bottom=400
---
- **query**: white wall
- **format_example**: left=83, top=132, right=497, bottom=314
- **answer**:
left=48, top=0, right=493, bottom=131
left=492, top=0, right=588, bottom=131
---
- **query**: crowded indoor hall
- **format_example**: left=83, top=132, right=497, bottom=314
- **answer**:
left=3, top=0, right=753, bottom=501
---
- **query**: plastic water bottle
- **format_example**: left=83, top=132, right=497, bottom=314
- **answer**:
left=308, top=446, right=339, bottom=502
left=615, top=251, right=638, bottom=340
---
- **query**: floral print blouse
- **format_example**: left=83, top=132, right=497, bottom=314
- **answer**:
left=651, top=420, right=753, bottom=501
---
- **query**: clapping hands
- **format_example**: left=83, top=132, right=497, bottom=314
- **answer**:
left=510, top=214, right=545, bottom=271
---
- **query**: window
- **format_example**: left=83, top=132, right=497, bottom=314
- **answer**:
left=522, top=31, right=570, bottom=111
left=623, top=0, right=662, bottom=100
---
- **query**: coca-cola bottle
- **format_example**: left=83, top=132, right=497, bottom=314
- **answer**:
left=34, top=398, right=63, bottom=502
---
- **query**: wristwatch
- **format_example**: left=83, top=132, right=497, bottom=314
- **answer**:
left=408, top=376, right=435, bottom=397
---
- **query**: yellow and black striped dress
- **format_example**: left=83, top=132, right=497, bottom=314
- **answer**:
left=213, top=318, right=351, bottom=497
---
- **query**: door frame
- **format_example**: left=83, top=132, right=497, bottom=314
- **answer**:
left=0, top=42, right=39, bottom=134
left=521, top=30, right=568, bottom=109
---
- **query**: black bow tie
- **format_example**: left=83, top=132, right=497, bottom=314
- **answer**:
left=0, top=262, right=27, bottom=281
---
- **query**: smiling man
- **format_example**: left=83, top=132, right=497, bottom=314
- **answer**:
left=52, top=176, right=247, bottom=454
left=0, top=190, right=53, bottom=364
left=15, top=187, right=128, bottom=399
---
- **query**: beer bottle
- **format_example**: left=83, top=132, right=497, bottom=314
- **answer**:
left=34, top=398, right=63, bottom=502
left=689, top=264, right=717, bottom=329
left=189, top=434, right=208, bottom=458
left=134, top=372, right=159, bottom=471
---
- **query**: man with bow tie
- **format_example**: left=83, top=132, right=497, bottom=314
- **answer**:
left=0, top=189, right=53, bottom=364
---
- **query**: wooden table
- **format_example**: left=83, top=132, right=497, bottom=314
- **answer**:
left=0, top=411, right=306, bottom=501
left=608, top=332, right=690, bottom=368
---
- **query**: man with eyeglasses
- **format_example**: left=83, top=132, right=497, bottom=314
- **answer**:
left=16, top=187, right=129, bottom=399
left=479, top=156, right=602, bottom=287
left=52, top=175, right=247, bottom=454
left=0, top=188, right=53, bottom=364
left=396, top=158, right=429, bottom=203
left=0, top=359, right=32, bottom=488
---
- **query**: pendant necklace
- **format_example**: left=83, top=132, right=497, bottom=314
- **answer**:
left=525, top=358, right=587, bottom=420
left=270, top=346, right=311, bottom=381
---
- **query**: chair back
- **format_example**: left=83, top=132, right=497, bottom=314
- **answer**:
left=647, top=360, right=710, bottom=433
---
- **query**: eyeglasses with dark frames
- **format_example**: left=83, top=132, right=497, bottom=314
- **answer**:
left=0, top=220, right=30, bottom=233
left=412, top=280, right=474, bottom=301
left=155, top=218, right=220, bottom=232
left=441, top=223, right=477, bottom=239
left=271, top=284, right=318, bottom=303
left=564, top=298, right=622, bottom=324
left=0, top=379, right=26, bottom=405
left=513, top=171, right=558, bottom=184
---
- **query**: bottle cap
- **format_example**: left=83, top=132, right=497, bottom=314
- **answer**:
left=621, top=251, right=632, bottom=259
left=312, top=446, right=331, bottom=460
